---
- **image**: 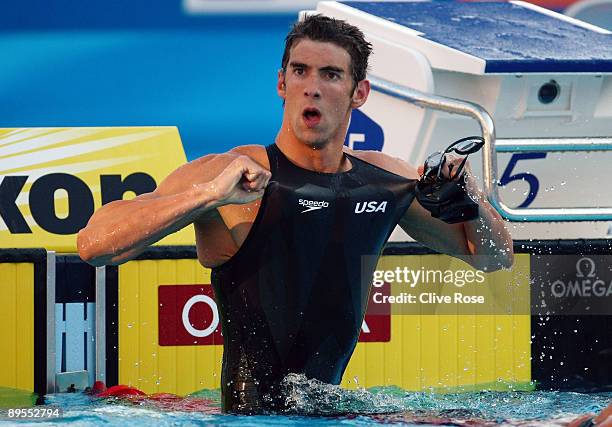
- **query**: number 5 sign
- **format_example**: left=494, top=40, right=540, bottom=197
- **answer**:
left=498, top=152, right=547, bottom=208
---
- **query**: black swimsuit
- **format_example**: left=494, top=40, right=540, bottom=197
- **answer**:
left=211, top=143, right=417, bottom=413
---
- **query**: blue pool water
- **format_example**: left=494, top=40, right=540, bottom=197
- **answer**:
left=1, top=375, right=610, bottom=426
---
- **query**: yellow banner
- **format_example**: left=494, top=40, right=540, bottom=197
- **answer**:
left=0, top=127, right=194, bottom=252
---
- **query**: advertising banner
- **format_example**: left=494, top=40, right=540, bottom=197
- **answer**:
left=0, top=127, right=193, bottom=252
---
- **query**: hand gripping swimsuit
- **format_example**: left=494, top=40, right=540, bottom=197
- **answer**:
left=211, top=144, right=417, bottom=413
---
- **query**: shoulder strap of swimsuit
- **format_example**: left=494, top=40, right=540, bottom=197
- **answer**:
left=266, top=143, right=282, bottom=176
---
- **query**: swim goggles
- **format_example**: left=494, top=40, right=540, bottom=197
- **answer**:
left=416, top=136, right=485, bottom=224
left=422, top=136, right=485, bottom=183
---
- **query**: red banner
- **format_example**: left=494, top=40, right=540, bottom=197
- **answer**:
left=158, top=283, right=390, bottom=346
left=360, top=282, right=390, bottom=342
left=158, top=285, right=223, bottom=346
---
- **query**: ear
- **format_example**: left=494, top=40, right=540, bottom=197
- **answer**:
left=277, top=69, right=286, bottom=100
left=351, top=79, right=370, bottom=109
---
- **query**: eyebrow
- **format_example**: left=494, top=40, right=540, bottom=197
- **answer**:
left=289, top=61, right=307, bottom=69
left=289, top=62, right=345, bottom=74
left=320, top=66, right=344, bottom=74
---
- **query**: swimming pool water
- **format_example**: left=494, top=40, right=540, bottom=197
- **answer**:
left=1, top=375, right=610, bottom=426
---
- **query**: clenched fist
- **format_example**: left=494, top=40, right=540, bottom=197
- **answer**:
left=210, top=155, right=272, bottom=205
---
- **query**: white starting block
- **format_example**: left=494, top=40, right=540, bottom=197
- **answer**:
left=312, top=1, right=612, bottom=240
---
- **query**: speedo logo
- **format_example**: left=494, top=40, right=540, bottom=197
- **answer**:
left=299, top=198, right=329, bottom=213
left=355, top=201, right=387, bottom=214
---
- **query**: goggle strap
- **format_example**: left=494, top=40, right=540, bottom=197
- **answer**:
left=453, top=136, right=484, bottom=155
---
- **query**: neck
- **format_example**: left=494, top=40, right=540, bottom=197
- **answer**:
left=275, top=122, right=351, bottom=174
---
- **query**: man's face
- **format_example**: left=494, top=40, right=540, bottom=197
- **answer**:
left=277, top=39, right=368, bottom=148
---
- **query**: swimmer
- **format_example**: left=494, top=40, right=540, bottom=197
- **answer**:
left=77, top=15, right=513, bottom=414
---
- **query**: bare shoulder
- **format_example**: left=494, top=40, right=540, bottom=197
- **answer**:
left=185, top=144, right=268, bottom=172
left=228, top=144, right=270, bottom=169
left=346, top=148, right=419, bottom=180
left=155, top=145, right=268, bottom=196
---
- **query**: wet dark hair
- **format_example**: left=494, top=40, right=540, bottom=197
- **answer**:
left=281, top=14, right=373, bottom=85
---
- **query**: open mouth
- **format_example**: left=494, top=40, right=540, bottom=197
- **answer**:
left=302, top=107, right=322, bottom=128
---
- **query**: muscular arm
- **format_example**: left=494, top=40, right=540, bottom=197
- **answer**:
left=400, top=172, right=514, bottom=272
left=351, top=150, right=514, bottom=272
left=77, top=150, right=270, bottom=267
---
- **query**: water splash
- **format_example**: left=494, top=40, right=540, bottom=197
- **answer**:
left=280, top=373, right=405, bottom=415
